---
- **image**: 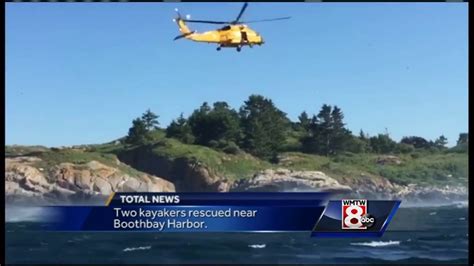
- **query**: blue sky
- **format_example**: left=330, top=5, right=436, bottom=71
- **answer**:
left=6, top=3, right=468, bottom=147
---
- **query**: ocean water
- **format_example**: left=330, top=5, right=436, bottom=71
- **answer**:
left=5, top=205, right=468, bottom=264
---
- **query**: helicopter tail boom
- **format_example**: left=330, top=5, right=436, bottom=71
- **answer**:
left=175, top=18, right=191, bottom=35
left=173, top=17, right=196, bottom=41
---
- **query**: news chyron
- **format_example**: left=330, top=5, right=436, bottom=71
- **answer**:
left=311, top=199, right=399, bottom=237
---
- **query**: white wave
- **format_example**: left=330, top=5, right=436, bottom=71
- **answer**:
left=350, top=240, right=400, bottom=247
left=248, top=244, right=266, bottom=249
left=453, top=201, right=468, bottom=208
left=122, top=246, right=151, bottom=252
left=429, top=212, right=437, bottom=216
left=459, top=217, right=466, bottom=221
left=399, top=200, right=468, bottom=208
left=6, top=207, right=55, bottom=222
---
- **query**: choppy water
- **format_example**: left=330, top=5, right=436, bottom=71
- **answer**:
left=5, top=205, right=468, bottom=264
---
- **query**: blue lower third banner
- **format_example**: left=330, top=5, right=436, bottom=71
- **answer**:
left=43, top=193, right=400, bottom=237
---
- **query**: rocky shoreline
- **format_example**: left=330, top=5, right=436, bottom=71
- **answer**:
left=231, top=168, right=468, bottom=204
left=5, top=156, right=468, bottom=206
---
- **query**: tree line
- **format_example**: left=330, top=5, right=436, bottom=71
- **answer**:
left=125, top=95, right=468, bottom=160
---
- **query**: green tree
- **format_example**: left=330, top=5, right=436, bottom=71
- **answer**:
left=240, top=95, right=289, bottom=160
left=125, top=110, right=160, bottom=145
left=359, top=129, right=369, bottom=140
left=166, top=113, right=195, bottom=144
left=188, top=101, right=241, bottom=146
left=345, top=135, right=370, bottom=153
left=450, top=133, right=468, bottom=153
left=298, top=111, right=311, bottom=132
left=316, top=104, right=333, bottom=156
left=370, top=134, right=397, bottom=154
left=356, top=129, right=372, bottom=153
left=141, top=109, right=159, bottom=131
left=211, top=101, right=241, bottom=142
left=300, top=114, right=321, bottom=154
left=401, top=136, right=430, bottom=149
left=301, top=105, right=352, bottom=156
left=457, top=133, right=468, bottom=145
left=434, top=135, right=448, bottom=149
left=126, top=118, right=149, bottom=145
left=329, top=106, right=352, bottom=154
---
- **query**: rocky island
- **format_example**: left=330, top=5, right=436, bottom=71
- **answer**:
left=5, top=98, right=469, bottom=206
left=5, top=141, right=468, bottom=206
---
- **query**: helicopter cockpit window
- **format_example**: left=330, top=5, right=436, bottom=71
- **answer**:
left=220, top=26, right=231, bottom=31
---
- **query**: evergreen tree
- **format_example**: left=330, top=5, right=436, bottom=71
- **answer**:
left=359, top=129, right=368, bottom=140
left=141, top=109, right=159, bottom=131
left=457, top=133, right=468, bottom=145
left=166, top=113, right=195, bottom=144
left=317, top=104, right=333, bottom=156
left=211, top=101, right=241, bottom=142
left=369, top=134, right=397, bottom=154
left=345, top=135, right=370, bottom=153
left=240, top=95, right=289, bottom=160
left=300, top=114, right=321, bottom=154
left=434, top=135, right=448, bottom=148
left=188, top=101, right=241, bottom=146
left=401, top=136, right=430, bottom=149
left=298, top=111, right=311, bottom=131
left=301, top=105, right=354, bottom=155
left=451, top=133, right=468, bottom=153
left=126, top=118, right=149, bottom=144
left=329, top=106, right=351, bottom=154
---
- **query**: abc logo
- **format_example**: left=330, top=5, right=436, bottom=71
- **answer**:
left=361, top=214, right=375, bottom=228
left=342, top=199, right=375, bottom=230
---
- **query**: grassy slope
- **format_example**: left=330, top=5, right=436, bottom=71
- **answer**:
left=279, top=152, right=468, bottom=186
left=5, top=132, right=468, bottom=186
left=6, top=145, right=144, bottom=178
left=149, top=139, right=270, bottom=180
left=93, top=131, right=271, bottom=180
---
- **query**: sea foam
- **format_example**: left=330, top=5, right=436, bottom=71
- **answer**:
left=248, top=244, right=266, bottom=249
left=350, top=240, right=400, bottom=247
left=122, top=246, right=152, bottom=252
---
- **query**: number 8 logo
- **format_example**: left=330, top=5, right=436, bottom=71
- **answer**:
left=344, top=205, right=363, bottom=228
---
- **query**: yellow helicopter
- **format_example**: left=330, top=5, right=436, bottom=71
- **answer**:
left=173, top=3, right=290, bottom=52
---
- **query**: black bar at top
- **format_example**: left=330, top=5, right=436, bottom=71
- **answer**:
left=4, top=0, right=469, bottom=2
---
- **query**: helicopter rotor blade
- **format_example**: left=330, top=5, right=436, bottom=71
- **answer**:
left=183, top=19, right=229, bottom=24
left=232, top=2, right=248, bottom=24
left=241, top=16, right=291, bottom=23
left=174, top=8, right=182, bottom=19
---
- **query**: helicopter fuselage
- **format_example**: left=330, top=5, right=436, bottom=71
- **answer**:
left=173, top=3, right=289, bottom=51
left=186, top=24, right=264, bottom=47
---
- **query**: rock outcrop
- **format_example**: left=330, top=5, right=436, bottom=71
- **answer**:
left=5, top=157, right=175, bottom=205
left=391, top=183, right=468, bottom=204
left=375, top=155, right=402, bottom=165
left=231, top=168, right=467, bottom=204
left=117, top=146, right=231, bottom=192
left=231, top=168, right=352, bottom=193
left=330, top=173, right=467, bottom=203
left=5, top=154, right=467, bottom=205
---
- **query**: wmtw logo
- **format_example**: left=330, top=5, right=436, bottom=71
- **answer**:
left=342, top=199, right=375, bottom=229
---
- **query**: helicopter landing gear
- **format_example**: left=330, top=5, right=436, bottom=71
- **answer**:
left=216, top=46, right=221, bottom=51
left=236, top=47, right=241, bottom=52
